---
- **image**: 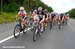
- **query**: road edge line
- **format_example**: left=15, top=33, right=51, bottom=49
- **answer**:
left=0, top=27, right=32, bottom=44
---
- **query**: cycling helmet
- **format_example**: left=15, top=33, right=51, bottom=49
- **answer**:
left=19, top=7, right=24, bottom=10
left=44, top=9, right=48, bottom=13
left=56, top=13, right=59, bottom=17
left=33, top=9, right=37, bottom=13
left=38, top=6, right=43, bottom=11
left=44, top=9, right=47, bottom=12
left=51, top=12, right=55, bottom=14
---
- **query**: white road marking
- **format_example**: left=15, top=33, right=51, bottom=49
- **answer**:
left=0, top=27, right=33, bottom=44
left=2, top=46, right=25, bottom=48
left=0, top=35, right=13, bottom=44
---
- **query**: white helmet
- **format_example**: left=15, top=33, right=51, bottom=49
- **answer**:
left=19, top=7, right=24, bottom=10
left=44, top=9, right=48, bottom=13
left=34, top=9, right=37, bottom=12
left=33, top=9, right=37, bottom=13
left=38, top=7, right=43, bottom=11
left=44, top=9, right=47, bottom=11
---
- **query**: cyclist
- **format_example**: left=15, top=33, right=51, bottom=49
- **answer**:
left=37, top=7, right=45, bottom=24
left=48, top=12, right=52, bottom=22
left=66, top=14, right=69, bottom=20
left=43, top=9, right=49, bottom=26
left=32, top=9, right=39, bottom=24
left=59, top=13, right=65, bottom=24
left=63, top=14, right=69, bottom=24
left=50, top=12, right=56, bottom=24
left=16, top=6, right=28, bottom=33
left=32, top=6, right=45, bottom=32
left=37, top=6, right=45, bottom=32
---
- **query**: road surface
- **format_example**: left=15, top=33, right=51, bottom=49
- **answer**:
left=0, top=19, right=75, bottom=49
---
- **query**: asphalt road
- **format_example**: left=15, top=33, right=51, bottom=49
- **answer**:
left=0, top=19, right=75, bottom=49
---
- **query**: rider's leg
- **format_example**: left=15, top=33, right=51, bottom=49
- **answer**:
left=53, top=17, right=55, bottom=25
left=46, top=17, right=48, bottom=26
left=39, top=18, right=44, bottom=33
left=23, top=20, right=27, bottom=32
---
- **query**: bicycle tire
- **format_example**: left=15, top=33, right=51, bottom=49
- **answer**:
left=13, top=24, right=21, bottom=38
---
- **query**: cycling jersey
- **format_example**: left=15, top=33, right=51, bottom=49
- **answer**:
left=18, top=10, right=27, bottom=18
left=32, top=12, right=39, bottom=21
left=48, top=13, right=51, bottom=19
left=32, top=12, right=36, bottom=19
left=51, top=13, right=55, bottom=19
left=37, top=11, right=44, bottom=21
left=59, top=14, right=64, bottom=20
left=18, top=10, right=28, bottom=22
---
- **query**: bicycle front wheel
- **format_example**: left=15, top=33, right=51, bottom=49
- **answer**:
left=13, top=24, right=21, bottom=38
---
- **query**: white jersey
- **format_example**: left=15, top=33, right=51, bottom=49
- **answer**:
left=34, top=14, right=39, bottom=21
left=18, top=10, right=27, bottom=17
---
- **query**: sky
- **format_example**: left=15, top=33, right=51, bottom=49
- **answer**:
left=41, top=0, right=75, bottom=13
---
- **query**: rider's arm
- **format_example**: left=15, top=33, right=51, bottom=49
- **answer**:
left=47, top=14, right=48, bottom=19
left=16, top=11, right=21, bottom=19
left=43, top=15, right=45, bottom=20
left=16, top=14, right=19, bottom=20
left=16, top=14, right=19, bottom=19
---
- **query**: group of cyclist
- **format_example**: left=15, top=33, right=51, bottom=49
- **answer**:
left=31, top=6, right=69, bottom=28
left=16, top=6, right=69, bottom=33
left=49, top=12, right=69, bottom=25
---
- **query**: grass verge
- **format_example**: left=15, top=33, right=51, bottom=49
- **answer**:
left=0, top=12, right=17, bottom=24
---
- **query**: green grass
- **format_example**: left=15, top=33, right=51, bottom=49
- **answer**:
left=0, top=12, right=17, bottom=24
left=0, top=12, right=32, bottom=24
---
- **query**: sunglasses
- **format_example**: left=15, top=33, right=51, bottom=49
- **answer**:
left=20, top=10, right=24, bottom=11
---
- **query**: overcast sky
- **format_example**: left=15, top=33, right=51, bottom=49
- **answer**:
left=41, top=0, right=75, bottom=13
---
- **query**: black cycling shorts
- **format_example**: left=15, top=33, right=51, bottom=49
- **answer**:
left=45, top=14, right=47, bottom=18
left=39, top=18, right=43, bottom=21
left=52, top=16, right=54, bottom=20
left=60, top=16, right=63, bottom=20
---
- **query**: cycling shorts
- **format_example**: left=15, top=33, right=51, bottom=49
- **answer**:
left=45, top=14, right=47, bottom=18
left=52, top=16, right=55, bottom=20
left=39, top=18, right=43, bottom=21
left=22, top=16, right=28, bottom=23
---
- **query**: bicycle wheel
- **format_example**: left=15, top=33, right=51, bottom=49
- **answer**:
left=33, top=27, right=38, bottom=42
left=13, top=24, right=21, bottom=38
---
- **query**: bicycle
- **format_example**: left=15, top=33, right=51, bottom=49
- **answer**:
left=48, top=17, right=53, bottom=30
left=57, top=18, right=62, bottom=29
left=33, top=20, right=45, bottom=41
left=13, top=19, right=26, bottom=38
left=33, top=21, right=41, bottom=41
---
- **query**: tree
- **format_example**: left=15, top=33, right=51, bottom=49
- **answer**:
left=1, top=0, right=3, bottom=11
left=1, top=0, right=53, bottom=12
left=67, top=8, right=75, bottom=18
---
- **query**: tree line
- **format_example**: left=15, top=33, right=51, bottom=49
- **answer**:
left=0, top=0, right=53, bottom=12
left=66, top=8, right=75, bottom=18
